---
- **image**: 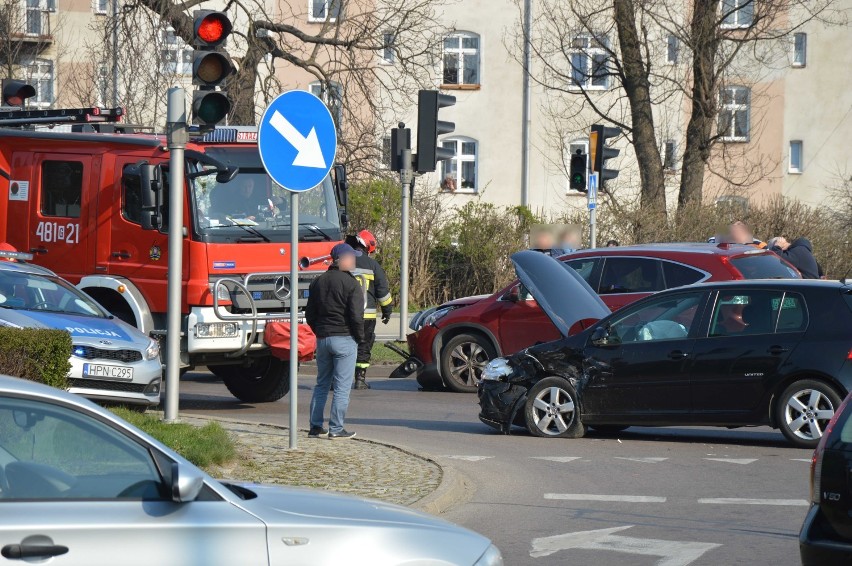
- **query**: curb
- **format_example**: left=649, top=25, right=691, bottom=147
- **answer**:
left=180, top=413, right=473, bottom=515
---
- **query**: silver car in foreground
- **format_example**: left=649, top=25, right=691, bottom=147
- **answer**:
left=0, top=376, right=502, bottom=566
left=0, top=256, right=161, bottom=406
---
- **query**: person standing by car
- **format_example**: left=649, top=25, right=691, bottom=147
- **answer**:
left=768, top=236, right=820, bottom=279
left=346, top=230, right=394, bottom=390
left=708, top=220, right=766, bottom=248
left=306, top=243, right=365, bottom=439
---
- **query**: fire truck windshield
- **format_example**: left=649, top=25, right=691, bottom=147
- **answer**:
left=190, top=153, right=342, bottom=243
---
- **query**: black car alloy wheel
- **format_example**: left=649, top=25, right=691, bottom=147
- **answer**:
left=524, top=377, right=586, bottom=438
left=776, top=379, right=842, bottom=449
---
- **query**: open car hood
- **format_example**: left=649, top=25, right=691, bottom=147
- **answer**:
left=511, top=250, right=610, bottom=337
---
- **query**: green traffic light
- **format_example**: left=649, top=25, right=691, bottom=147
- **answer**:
left=194, top=91, right=230, bottom=124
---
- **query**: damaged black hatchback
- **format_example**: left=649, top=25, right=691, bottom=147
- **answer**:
left=478, top=250, right=852, bottom=449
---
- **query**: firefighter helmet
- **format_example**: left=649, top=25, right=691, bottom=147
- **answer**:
left=356, top=230, right=377, bottom=254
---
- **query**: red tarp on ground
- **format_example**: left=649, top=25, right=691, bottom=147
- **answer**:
left=264, top=322, right=317, bottom=361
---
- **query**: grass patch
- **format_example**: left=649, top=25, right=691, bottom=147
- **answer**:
left=370, top=341, right=407, bottom=364
left=111, top=408, right=236, bottom=469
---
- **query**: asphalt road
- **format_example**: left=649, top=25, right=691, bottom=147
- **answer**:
left=177, top=366, right=812, bottom=566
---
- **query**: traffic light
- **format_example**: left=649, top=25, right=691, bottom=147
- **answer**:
left=569, top=149, right=587, bottom=192
left=1, top=79, right=35, bottom=107
left=590, top=124, right=622, bottom=191
left=415, top=90, right=456, bottom=173
left=191, top=10, right=233, bottom=129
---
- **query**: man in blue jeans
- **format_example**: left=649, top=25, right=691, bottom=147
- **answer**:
left=306, top=243, right=365, bottom=439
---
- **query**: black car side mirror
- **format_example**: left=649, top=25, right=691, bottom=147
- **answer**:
left=591, top=326, right=610, bottom=346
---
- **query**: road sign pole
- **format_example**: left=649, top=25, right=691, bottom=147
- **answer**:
left=588, top=172, right=598, bottom=249
left=398, top=149, right=413, bottom=342
left=289, top=191, right=299, bottom=450
left=590, top=206, right=597, bottom=249
left=164, top=87, right=187, bottom=423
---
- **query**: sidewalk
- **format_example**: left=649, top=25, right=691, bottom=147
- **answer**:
left=181, top=415, right=445, bottom=508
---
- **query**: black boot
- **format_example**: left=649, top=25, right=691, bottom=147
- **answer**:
left=353, top=367, right=370, bottom=390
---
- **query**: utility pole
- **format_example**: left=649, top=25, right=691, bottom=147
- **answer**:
left=398, top=147, right=413, bottom=342
left=163, top=87, right=187, bottom=423
left=520, top=0, right=533, bottom=208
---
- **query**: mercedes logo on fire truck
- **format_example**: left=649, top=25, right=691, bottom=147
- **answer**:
left=273, top=276, right=291, bottom=301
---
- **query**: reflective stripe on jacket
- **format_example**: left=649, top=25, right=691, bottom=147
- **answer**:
left=353, top=254, right=392, bottom=319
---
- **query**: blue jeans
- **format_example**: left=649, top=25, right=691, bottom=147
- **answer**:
left=310, top=336, right=358, bottom=434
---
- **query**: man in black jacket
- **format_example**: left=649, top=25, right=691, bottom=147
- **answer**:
left=769, top=236, right=820, bottom=279
left=347, top=230, right=393, bottom=390
left=306, top=243, right=364, bottom=439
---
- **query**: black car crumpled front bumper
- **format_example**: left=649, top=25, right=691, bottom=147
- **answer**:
left=477, top=380, right=528, bottom=434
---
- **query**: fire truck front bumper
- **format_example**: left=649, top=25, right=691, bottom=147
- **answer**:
left=187, top=306, right=279, bottom=354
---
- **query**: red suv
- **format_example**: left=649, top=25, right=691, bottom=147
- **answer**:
left=395, top=243, right=801, bottom=392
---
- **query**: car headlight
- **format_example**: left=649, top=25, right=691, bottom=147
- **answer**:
left=474, top=544, right=503, bottom=566
left=423, top=307, right=453, bottom=327
left=482, top=358, right=514, bottom=382
left=208, top=281, right=231, bottom=302
left=145, top=338, right=161, bottom=361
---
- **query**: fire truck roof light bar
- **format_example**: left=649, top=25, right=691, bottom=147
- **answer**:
left=0, top=107, right=124, bottom=128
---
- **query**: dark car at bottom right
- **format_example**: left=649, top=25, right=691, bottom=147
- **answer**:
left=478, top=251, right=852, bottom=449
left=800, top=393, right=852, bottom=564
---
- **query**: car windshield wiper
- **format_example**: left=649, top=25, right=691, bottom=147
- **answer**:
left=269, top=223, right=333, bottom=242
left=208, top=221, right=271, bottom=243
left=299, top=223, right=332, bottom=241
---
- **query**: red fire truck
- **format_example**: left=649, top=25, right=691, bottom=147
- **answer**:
left=0, top=105, right=349, bottom=402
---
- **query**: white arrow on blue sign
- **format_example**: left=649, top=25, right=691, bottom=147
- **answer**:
left=588, top=172, right=598, bottom=210
left=257, top=90, right=337, bottom=193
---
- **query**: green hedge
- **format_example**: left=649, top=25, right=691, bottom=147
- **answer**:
left=0, top=328, right=71, bottom=389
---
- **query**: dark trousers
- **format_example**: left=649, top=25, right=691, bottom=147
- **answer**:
left=356, top=318, right=377, bottom=368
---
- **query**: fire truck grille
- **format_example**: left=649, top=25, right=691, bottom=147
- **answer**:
left=73, top=345, right=143, bottom=363
left=68, top=379, right=147, bottom=393
left=212, top=272, right=322, bottom=314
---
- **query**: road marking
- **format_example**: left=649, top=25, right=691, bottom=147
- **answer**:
left=441, top=455, right=493, bottom=462
left=545, top=493, right=667, bottom=503
left=791, top=458, right=812, bottom=462
left=698, top=498, right=809, bottom=507
left=530, top=525, right=721, bottom=565
left=703, top=458, right=757, bottom=465
left=531, top=456, right=582, bottom=463
left=615, top=457, right=669, bottom=463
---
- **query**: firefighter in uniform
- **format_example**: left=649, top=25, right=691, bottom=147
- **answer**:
left=347, top=230, right=393, bottom=390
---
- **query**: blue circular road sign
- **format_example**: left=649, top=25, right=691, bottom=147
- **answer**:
left=257, top=90, right=337, bottom=192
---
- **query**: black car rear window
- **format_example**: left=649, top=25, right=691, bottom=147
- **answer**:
left=729, top=253, right=801, bottom=279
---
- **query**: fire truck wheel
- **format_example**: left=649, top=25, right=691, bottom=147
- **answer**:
left=211, top=357, right=291, bottom=403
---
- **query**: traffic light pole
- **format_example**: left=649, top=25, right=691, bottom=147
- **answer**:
left=164, top=87, right=187, bottom=423
left=398, top=148, right=413, bottom=342
left=289, top=191, right=299, bottom=450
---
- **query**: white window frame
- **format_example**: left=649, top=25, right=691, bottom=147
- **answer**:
left=22, top=58, right=53, bottom=108
left=664, top=140, right=677, bottom=171
left=24, top=0, right=51, bottom=36
left=720, top=0, right=754, bottom=29
left=789, top=140, right=803, bottom=174
left=160, top=28, right=192, bottom=75
left=793, top=33, right=807, bottom=67
left=568, top=34, right=610, bottom=91
left=93, top=0, right=108, bottom=15
left=309, top=81, right=343, bottom=125
left=566, top=139, right=589, bottom=194
left=440, top=137, right=478, bottom=193
left=718, top=85, right=750, bottom=142
left=441, top=32, right=481, bottom=87
left=308, top=0, right=340, bottom=23
left=666, top=34, right=679, bottom=65
left=380, top=32, right=395, bottom=65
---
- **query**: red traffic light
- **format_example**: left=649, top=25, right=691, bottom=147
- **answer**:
left=2, top=79, right=36, bottom=107
left=193, top=11, right=232, bottom=47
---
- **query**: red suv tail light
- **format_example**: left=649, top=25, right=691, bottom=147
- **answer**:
left=811, top=394, right=851, bottom=503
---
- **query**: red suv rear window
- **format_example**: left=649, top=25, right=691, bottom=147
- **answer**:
left=729, top=253, right=801, bottom=279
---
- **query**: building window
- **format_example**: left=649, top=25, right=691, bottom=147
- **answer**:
left=380, top=32, right=395, bottom=64
left=25, top=0, right=50, bottom=35
left=666, top=35, right=679, bottom=64
left=664, top=140, right=677, bottom=170
left=41, top=160, right=83, bottom=218
left=569, top=34, right=610, bottom=90
left=160, top=28, right=192, bottom=75
left=309, top=0, right=341, bottom=23
left=718, top=86, right=750, bottom=142
left=381, top=136, right=392, bottom=168
left=309, top=81, right=343, bottom=125
left=793, top=33, right=807, bottom=67
left=442, top=32, right=480, bottom=87
left=440, top=137, right=477, bottom=192
left=720, top=0, right=754, bottom=29
left=93, top=0, right=108, bottom=14
left=23, top=58, right=54, bottom=107
left=789, top=140, right=803, bottom=173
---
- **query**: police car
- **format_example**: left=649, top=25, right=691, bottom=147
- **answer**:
left=0, top=249, right=161, bottom=407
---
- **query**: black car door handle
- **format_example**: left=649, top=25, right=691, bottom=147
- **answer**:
left=668, top=350, right=689, bottom=360
left=1, top=544, right=69, bottom=559
left=768, top=346, right=790, bottom=355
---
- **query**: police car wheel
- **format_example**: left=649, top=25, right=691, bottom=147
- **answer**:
left=212, top=357, right=291, bottom=403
